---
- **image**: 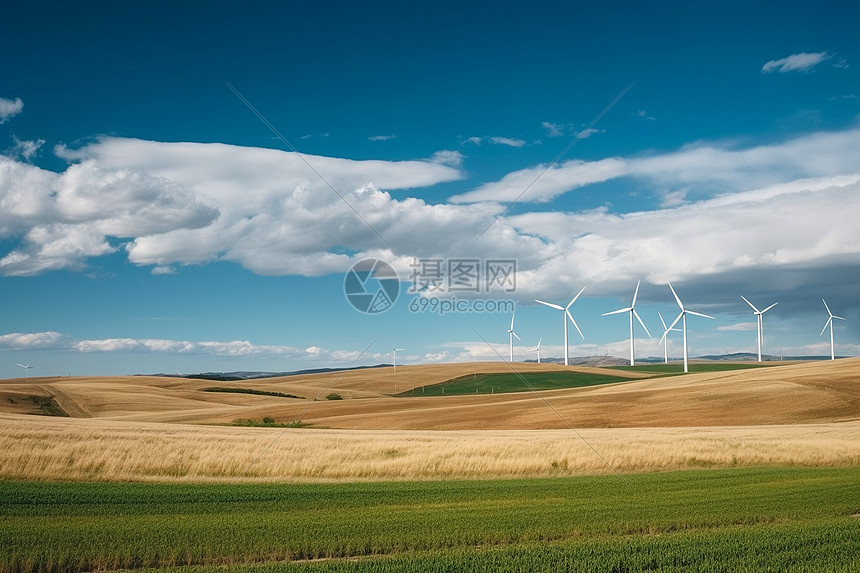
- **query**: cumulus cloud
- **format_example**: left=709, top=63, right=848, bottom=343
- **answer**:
left=428, top=150, right=464, bottom=168
left=542, top=122, right=563, bottom=137
left=6, top=135, right=45, bottom=162
left=0, top=331, right=65, bottom=349
left=0, top=97, right=23, bottom=124
left=0, top=138, right=465, bottom=276
left=762, top=51, right=832, bottom=73
left=368, top=134, right=396, bottom=141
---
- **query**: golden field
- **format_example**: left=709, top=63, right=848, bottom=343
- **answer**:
left=1, top=359, right=859, bottom=482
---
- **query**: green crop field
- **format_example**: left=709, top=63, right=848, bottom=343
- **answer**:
left=2, top=467, right=859, bottom=572
left=396, top=371, right=633, bottom=396
left=614, top=362, right=786, bottom=375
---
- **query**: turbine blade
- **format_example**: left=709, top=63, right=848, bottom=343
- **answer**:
left=833, top=315, right=846, bottom=321
left=536, top=337, right=542, bottom=349
left=740, top=295, right=759, bottom=313
left=668, top=282, right=684, bottom=310
left=820, top=317, right=832, bottom=337
left=633, top=309, right=652, bottom=338
left=513, top=331, right=521, bottom=341
left=602, top=307, right=631, bottom=316
left=658, top=311, right=668, bottom=330
left=686, top=310, right=715, bottom=320
left=631, top=280, right=641, bottom=307
left=510, top=312, right=516, bottom=330
left=668, top=311, right=683, bottom=332
left=567, top=310, right=585, bottom=339
left=566, top=286, right=587, bottom=309
left=822, top=299, right=833, bottom=317
left=535, top=299, right=564, bottom=311
left=760, top=302, right=778, bottom=314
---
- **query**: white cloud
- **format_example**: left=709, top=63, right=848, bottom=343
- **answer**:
left=542, top=122, right=563, bottom=137
left=762, top=51, right=831, bottom=73
left=461, top=136, right=482, bottom=145
left=573, top=128, right=604, bottom=139
left=0, top=331, right=65, bottom=349
left=450, top=157, right=628, bottom=203
left=452, top=127, right=860, bottom=204
left=6, top=135, right=45, bottom=162
left=0, top=97, right=23, bottom=124
left=489, top=136, right=526, bottom=147
left=368, top=134, right=396, bottom=141
left=429, top=150, right=464, bottom=168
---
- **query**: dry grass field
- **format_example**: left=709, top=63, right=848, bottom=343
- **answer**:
left=1, top=358, right=858, bottom=482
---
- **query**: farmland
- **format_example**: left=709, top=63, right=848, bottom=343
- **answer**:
left=2, top=467, right=859, bottom=572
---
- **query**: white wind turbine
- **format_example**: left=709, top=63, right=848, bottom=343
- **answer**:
left=667, top=283, right=715, bottom=373
left=392, top=348, right=405, bottom=372
left=17, top=363, right=32, bottom=379
left=820, top=299, right=846, bottom=361
left=658, top=311, right=680, bottom=364
left=740, top=295, right=778, bottom=362
left=602, top=280, right=652, bottom=366
left=536, top=287, right=586, bottom=366
left=507, top=311, right=521, bottom=362
left=531, top=337, right=542, bottom=364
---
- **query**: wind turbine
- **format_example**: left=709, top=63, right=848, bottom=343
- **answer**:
left=658, top=311, right=680, bottom=364
left=535, top=286, right=586, bottom=366
left=667, top=283, right=714, bottom=373
left=531, top=337, right=542, bottom=364
left=740, top=295, right=778, bottom=362
left=602, top=280, right=652, bottom=366
left=820, top=299, right=846, bottom=361
left=17, top=363, right=32, bottom=379
left=392, top=348, right=405, bottom=372
left=507, top=311, right=521, bottom=362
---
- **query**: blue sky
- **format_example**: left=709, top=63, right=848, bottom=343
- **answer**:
left=1, top=1, right=859, bottom=377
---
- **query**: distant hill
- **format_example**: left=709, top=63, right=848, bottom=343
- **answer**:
left=149, top=364, right=390, bottom=381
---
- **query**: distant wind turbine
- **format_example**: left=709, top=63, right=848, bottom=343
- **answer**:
left=535, top=286, right=586, bottom=366
left=507, top=311, right=521, bottom=362
left=740, top=295, right=778, bottom=362
left=667, top=283, right=715, bottom=373
left=531, top=337, right=542, bottom=364
left=17, top=363, right=32, bottom=379
left=658, top=311, right=680, bottom=364
left=820, top=299, right=846, bottom=361
left=392, top=348, right=405, bottom=372
left=602, top=280, right=652, bottom=366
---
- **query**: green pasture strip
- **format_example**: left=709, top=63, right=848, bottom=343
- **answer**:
left=2, top=467, right=858, bottom=572
left=397, top=371, right=632, bottom=396
left=614, top=362, right=786, bottom=375
left=202, top=387, right=304, bottom=399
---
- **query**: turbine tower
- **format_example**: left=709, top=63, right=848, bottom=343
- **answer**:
left=536, top=286, right=586, bottom=366
left=658, top=311, right=680, bottom=364
left=602, top=280, right=652, bottom=366
left=531, top=337, right=542, bottom=364
left=820, top=299, right=846, bottom=361
left=392, top=348, right=405, bottom=372
left=667, top=283, right=714, bottom=373
left=740, top=295, right=778, bottom=362
left=17, top=363, right=32, bottom=379
left=507, top=311, right=521, bottom=362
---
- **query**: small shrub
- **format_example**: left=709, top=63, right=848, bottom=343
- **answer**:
left=262, top=416, right=275, bottom=424
left=325, top=393, right=343, bottom=400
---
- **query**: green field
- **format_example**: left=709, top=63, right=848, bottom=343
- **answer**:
left=2, top=467, right=859, bottom=572
left=396, top=371, right=633, bottom=396
left=614, top=362, right=787, bottom=375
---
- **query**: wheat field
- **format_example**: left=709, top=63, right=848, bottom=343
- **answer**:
left=1, top=358, right=859, bottom=482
